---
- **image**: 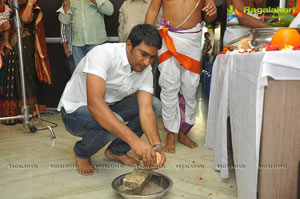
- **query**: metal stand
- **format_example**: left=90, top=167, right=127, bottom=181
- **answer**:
left=0, top=0, right=55, bottom=139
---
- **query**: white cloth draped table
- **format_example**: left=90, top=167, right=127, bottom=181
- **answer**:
left=205, top=51, right=300, bottom=199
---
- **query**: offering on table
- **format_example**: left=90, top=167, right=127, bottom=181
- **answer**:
left=271, top=28, right=300, bottom=49
left=237, top=35, right=253, bottom=50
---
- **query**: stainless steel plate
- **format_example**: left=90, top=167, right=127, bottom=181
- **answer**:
left=250, top=27, right=300, bottom=49
left=112, top=172, right=173, bottom=199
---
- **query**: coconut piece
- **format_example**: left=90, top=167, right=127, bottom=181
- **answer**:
left=156, top=152, right=162, bottom=165
left=122, top=168, right=153, bottom=194
left=122, top=152, right=162, bottom=194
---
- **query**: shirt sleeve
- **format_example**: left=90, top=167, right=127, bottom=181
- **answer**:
left=82, top=47, right=112, bottom=81
left=60, top=23, right=68, bottom=43
left=90, top=0, right=114, bottom=16
left=138, top=67, right=154, bottom=94
left=207, top=40, right=212, bottom=53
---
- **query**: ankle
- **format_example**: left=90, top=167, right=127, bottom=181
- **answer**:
left=178, top=131, right=185, bottom=137
left=167, top=132, right=175, bottom=136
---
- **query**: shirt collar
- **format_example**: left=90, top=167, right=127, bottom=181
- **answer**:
left=121, top=43, right=137, bottom=74
left=121, top=44, right=129, bottom=66
left=122, top=44, right=140, bottom=74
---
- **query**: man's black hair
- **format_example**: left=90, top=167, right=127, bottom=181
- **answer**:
left=204, top=32, right=210, bottom=37
left=127, top=24, right=162, bottom=49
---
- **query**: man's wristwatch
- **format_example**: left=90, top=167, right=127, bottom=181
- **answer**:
left=152, top=143, right=162, bottom=148
left=63, top=1, right=70, bottom=6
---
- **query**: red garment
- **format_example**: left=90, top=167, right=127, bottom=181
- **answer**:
left=33, top=4, right=52, bottom=84
left=17, top=3, right=52, bottom=84
left=0, top=3, right=51, bottom=124
left=0, top=5, right=4, bottom=13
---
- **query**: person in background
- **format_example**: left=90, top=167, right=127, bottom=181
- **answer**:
left=201, top=32, right=212, bottom=69
left=57, top=24, right=166, bottom=176
left=1, top=0, right=52, bottom=124
left=57, top=0, right=114, bottom=68
left=0, top=0, right=12, bottom=57
left=211, top=37, right=220, bottom=61
left=145, top=0, right=217, bottom=153
left=118, top=0, right=163, bottom=99
left=60, top=23, right=75, bottom=75
left=223, top=0, right=268, bottom=47
left=118, top=0, right=161, bottom=43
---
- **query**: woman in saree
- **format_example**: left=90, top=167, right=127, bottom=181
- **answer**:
left=0, top=0, right=52, bottom=124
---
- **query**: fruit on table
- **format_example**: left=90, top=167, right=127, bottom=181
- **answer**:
left=271, top=28, right=300, bottom=49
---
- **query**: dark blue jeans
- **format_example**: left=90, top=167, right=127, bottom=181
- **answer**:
left=66, top=54, right=76, bottom=75
left=61, top=95, right=162, bottom=159
left=72, top=44, right=98, bottom=67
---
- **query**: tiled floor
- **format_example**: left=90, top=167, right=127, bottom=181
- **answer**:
left=0, top=86, right=237, bottom=199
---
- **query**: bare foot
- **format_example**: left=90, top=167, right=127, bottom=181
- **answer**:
left=73, top=149, right=99, bottom=176
left=164, top=133, right=175, bottom=154
left=178, top=131, right=198, bottom=148
left=104, top=149, right=139, bottom=167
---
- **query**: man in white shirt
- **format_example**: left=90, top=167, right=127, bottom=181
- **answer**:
left=57, top=24, right=166, bottom=176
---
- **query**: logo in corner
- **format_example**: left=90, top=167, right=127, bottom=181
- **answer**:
left=228, top=5, right=244, bottom=17
left=228, top=5, right=234, bottom=15
left=235, top=8, right=244, bottom=16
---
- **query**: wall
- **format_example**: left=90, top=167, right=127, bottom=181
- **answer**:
left=37, top=0, right=124, bottom=108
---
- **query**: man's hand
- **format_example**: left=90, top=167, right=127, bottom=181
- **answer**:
left=62, top=0, right=71, bottom=13
left=91, top=0, right=97, bottom=6
left=64, top=0, right=70, bottom=4
left=202, top=2, right=217, bottom=17
left=152, top=144, right=166, bottom=168
left=130, top=138, right=157, bottom=166
left=28, top=0, right=37, bottom=5
left=64, top=50, right=71, bottom=57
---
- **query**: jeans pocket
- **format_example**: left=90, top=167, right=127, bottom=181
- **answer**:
left=62, top=111, right=86, bottom=137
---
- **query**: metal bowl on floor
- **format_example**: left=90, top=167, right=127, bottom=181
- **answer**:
left=112, top=172, right=173, bottom=199
left=250, top=27, right=300, bottom=49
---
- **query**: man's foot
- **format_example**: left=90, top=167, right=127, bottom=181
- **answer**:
left=104, top=149, right=139, bottom=167
left=73, top=149, right=99, bottom=176
left=178, top=131, right=198, bottom=148
left=164, top=133, right=176, bottom=154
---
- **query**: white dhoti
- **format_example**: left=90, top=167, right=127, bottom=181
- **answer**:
left=223, top=11, right=260, bottom=46
left=158, top=22, right=204, bottom=134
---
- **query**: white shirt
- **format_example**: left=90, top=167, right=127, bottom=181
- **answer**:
left=57, top=43, right=153, bottom=113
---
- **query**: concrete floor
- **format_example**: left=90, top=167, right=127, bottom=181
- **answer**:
left=0, top=86, right=237, bottom=199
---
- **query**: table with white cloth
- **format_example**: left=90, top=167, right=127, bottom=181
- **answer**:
left=205, top=51, right=300, bottom=199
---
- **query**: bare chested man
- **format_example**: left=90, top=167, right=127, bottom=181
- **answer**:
left=145, top=0, right=217, bottom=153
left=224, top=0, right=268, bottom=46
